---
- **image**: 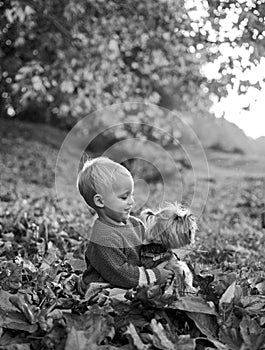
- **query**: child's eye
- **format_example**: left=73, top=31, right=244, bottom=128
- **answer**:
left=119, top=192, right=134, bottom=200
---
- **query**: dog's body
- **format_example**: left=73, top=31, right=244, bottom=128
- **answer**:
left=140, top=202, right=197, bottom=295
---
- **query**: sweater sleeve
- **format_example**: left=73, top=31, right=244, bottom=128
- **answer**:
left=129, top=217, right=162, bottom=284
left=86, top=237, right=161, bottom=289
left=86, top=234, right=141, bottom=289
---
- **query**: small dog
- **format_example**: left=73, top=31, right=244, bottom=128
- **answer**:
left=140, top=202, right=198, bottom=295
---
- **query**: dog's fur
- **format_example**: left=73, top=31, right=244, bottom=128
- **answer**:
left=140, top=202, right=197, bottom=295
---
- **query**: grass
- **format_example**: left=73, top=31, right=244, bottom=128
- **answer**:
left=1, top=117, right=264, bottom=256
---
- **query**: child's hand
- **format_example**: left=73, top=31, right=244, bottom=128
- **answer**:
left=156, top=265, right=174, bottom=285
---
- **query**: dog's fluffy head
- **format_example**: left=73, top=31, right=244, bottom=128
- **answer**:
left=141, top=202, right=197, bottom=249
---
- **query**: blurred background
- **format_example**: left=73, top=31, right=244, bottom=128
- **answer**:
left=1, top=0, right=265, bottom=228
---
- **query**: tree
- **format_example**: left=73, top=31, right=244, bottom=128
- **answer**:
left=1, top=0, right=265, bottom=132
left=199, top=0, right=265, bottom=97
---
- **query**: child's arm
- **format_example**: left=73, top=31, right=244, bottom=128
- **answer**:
left=86, top=237, right=171, bottom=289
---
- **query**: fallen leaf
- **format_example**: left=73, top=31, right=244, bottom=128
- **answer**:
left=169, top=295, right=217, bottom=315
left=0, top=344, right=31, bottom=350
left=240, top=296, right=265, bottom=315
left=187, top=312, right=226, bottom=350
left=240, top=315, right=265, bottom=347
left=65, top=327, right=90, bottom=350
left=175, top=335, right=196, bottom=350
left=64, top=253, right=86, bottom=272
left=219, top=325, right=242, bottom=350
left=187, top=312, right=218, bottom=338
left=64, top=304, right=115, bottom=345
left=150, top=319, right=175, bottom=350
left=0, top=310, right=38, bottom=333
left=39, top=242, right=59, bottom=271
left=255, top=281, right=265, bottom=294
left=219, top=281, right=236, bottom=305
left=0, top=290, right=19, bottom=312
left=124, top=323, right=151, bottom=350
left=9, top=294, right=38, bottom=324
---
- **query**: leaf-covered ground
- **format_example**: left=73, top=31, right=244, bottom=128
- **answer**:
left=1, top=119, right=265, bottom=350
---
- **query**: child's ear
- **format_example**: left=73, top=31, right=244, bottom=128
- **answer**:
left=93, top=194, right=104, bottom=208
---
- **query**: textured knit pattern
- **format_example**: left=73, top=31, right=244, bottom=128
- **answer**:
left=82, top=216, right=161, bottom=289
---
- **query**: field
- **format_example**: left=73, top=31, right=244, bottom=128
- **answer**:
left=0, top=119, right=265, bottom=350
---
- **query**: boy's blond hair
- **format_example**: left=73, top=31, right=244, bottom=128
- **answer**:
left=77, top=157, right=131, bottom=209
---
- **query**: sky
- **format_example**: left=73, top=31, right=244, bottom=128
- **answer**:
left=209, top=56, right=265, bottom=140
left=207, top=41, right=265, bottom=140
left=187, top=0, right=265, bottom=140
left=211, top=85, right=265, bottom=139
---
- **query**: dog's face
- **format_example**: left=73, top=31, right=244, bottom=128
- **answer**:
left=141, top=202, right=197, bottom=249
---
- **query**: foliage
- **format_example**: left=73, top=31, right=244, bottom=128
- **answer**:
left=1, top=120, right=265, bottom=349
left=197, top=0, right=265, bottom=97
left=1, top=0, right=265, bottom=132
left=1, top=180, right=265, bottom=349
left=1, top=0, right=203, bottom=120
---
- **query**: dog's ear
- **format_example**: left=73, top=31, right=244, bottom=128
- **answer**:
left=163, top=202, right=197, bottom=248
left=140, top=208, right=155, bottom=226
left=174, top=202, right=198, bottom=235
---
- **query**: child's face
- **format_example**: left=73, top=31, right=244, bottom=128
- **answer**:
left=100, top=171, right=135, bottom=224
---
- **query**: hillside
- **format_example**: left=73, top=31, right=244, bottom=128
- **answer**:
left=180, top=113, right=265, bottom=156
left=255, top=136, right=265, bottom=154
left=1, top=117, right=264, bottom=220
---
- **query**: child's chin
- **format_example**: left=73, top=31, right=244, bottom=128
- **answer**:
left=122, top=212, right=131, bottom=222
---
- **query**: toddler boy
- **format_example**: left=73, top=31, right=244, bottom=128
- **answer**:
left=77, top=157, right=173, bottom=290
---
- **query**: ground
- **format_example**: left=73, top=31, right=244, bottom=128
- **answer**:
left=0, top=118, right=265, bottom=350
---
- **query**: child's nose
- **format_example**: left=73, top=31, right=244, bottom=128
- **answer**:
left=128, top=195, right=134, bottom=205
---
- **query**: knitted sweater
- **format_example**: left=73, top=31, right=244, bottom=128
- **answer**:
left=82, top=216, right=161, bottom=289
